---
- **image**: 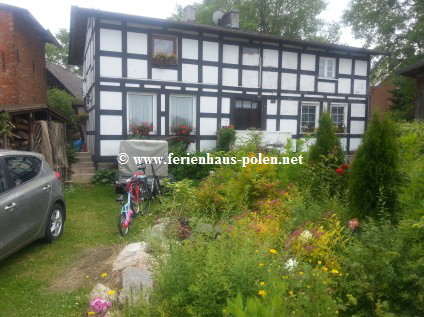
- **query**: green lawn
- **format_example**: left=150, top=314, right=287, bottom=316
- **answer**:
left=0, top=185, right=155, bottom=317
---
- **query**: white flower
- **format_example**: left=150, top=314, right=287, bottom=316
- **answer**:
left=285, top=258, right=298, bottom=271
left=300, top=230, right=312, bottom=242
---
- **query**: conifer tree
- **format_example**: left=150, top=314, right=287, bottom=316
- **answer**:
left=308, top=112, right=344, bottom=164
left=348, top=113, right=399, bottom=219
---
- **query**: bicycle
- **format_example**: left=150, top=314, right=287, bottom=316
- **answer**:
left=116, top=162, right=161, bottom=236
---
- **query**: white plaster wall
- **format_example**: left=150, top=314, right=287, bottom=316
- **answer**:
left=242, top=49, right=259, bottom=66
left=263, top=49, right=279, bottom=68
left=222, top=68, right=239, bottom=86
left=100, top=57, right=122, bottom=77
left=199, top=117, right=217, bottom=135
left=182, top=38, right=198, bottom=59
left=221, top=97, right=230, bottom=113
left=350, top=121, right=365, bottom=134
left=355, top=60, right=368, bottom=76
left=300, top=75, right=315, bottom=91
left=127, top=59, right=147, bottom=79
left=203, top=66, right=218, bottom=84
left=221, top=118, right=230, bottom=127
left=350, top=138, right=362, bottom=151
left=301, top=54, right=316, bottom=71
left=282, top=51, right=298, bottom=69
left=280, top=119, right=297, bottom=133
left=152, top=68, right=178, bottom=81
left=127, top=32, right=147, bottom=54
left=267, top=100, right=277, bottom=115
left=200, top=140, right=216, bottom=151
left=266, top=119, right=277, bottom=132
left=223, top=44, right=239, bottom=64
left=262, top=71, right=278, bottom=89
left=200, top=96, right=218, bottom=113
left=242, top=70, right=259, bottom=87
left=100, top=91, right=122, bottom=110
left=280, top=100, right=298, bottom=115
left=351, top=103, right=366, bottom=117
left=339, top=58, right=352, bottom=74
left=100, top=115, right=122, bottom=135
left=182, top=64, right=198, bottom=83
left=354, top=79, right=367, bottom=95
left=203, top=41, right=219, bottom=62
left=317, top=81, right=336, bottom=93
left=100, top=29, right=122, bottom=52
left=281, top=73, right=297, bottom=90
left=100, top=140, right=122, bottom=156
left=338, top=78, right=351, bottom=94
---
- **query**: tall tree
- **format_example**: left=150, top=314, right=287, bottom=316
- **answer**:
left=171, top=0, right=340, bottom=43
left=45, top=28, right=82, bottom=75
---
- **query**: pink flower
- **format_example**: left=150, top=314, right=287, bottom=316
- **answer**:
left=335, top=168, right=344, bottom=174
left=90, top=297, right=112, bottom=315
left=348, top=218, right=360, bottom=231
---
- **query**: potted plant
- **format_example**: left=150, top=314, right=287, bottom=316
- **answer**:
left=301, top=124, right=316, bottom=133
left=333, top=124, right=345, bottom=134
left=128, top=122, right=154, bottom=139
left=152, top=53, right=177, bottom=67
left=170, top=124, right=194, bottom=135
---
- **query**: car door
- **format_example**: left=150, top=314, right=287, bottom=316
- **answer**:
left=0, top=155, right=52, bottom=257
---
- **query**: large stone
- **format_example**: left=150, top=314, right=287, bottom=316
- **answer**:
left=89, top=283, right=117, bottom=302
left=120, top=267, right=153, bottom=304
left=112, top=242, right=150, bottom=272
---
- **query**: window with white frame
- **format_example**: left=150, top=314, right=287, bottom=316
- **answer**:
left=301, top=103, right=319, bottom=133
left=319, top=57, right=336, bottom=79
left=127, top=93, right=157, bottom=134
left=330, top=103, right=347, bottom=133
left=170, top=95, right=196, bottom=134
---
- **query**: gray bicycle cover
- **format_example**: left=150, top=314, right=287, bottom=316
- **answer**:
left=118, top=140, right=168, bottom=180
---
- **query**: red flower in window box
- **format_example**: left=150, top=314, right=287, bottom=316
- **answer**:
left=341, top=164, right=349, bottom=170
left=335, top=168, right=344, bottom=174
left=170, top=124, right=194, bottom=135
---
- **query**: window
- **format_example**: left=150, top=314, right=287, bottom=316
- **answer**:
left=330, top=104, right=347, bottom=133
left=152, top=34, right=177, bottom=66
left=0, top=163, right=8, bottom=194
left=319, top=57, right=336, bottom=79
left=5, top=156, right=41, bottom=187
left=170, top=95, right=195, bottom=133
left=301, top=103, right=319, bottom=133
left=128, top=93, right=157, bottom=134
left=234, top=99, right=261, bottom=130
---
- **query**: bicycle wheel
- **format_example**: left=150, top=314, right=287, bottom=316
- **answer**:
left=118, top=213, right=129, bottom=236
left=139, top=181, right=151, bottom=214
left=130, top=199, right=140, bottom=217
left=153, top=176, right=163, bottom=203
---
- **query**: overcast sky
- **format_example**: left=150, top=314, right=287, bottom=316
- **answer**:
left=1, top=0, right=362, bottom=46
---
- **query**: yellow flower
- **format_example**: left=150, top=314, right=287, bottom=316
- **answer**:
left=289, top=290, right=294, bottom=295
left=88, top=312, right=95, bottom=315
left=269, top=249, right=277, bottom=254
left=299, top=271, right=304, bottom=275
left=85, top=275, right=90, bottom=279
left=101, top=273, right=108, bottom=277
left=255, top=250, right=259, bottom=252
left=331, top=269, right=339, bottom=274
left=258, top=290, right=267, bottom=297
left=322, top=266, right=328, bottom=272
left=108, top=290, right=115, bottom=295
left=260, top=282, right=265, bottom=286
left=336, top=310, right=339, bottom=315
left=318, top=260, right=322, bottom=265
left=259, top=262, right=264, bottom=266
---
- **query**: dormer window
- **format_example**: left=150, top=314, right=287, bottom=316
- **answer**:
left=152, top=34, right=177, bottom=66
left=319, top=57, right=336, bottom=79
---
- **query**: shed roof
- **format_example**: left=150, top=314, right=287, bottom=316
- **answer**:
left=0, top=104, right=69, bottom=122
left=68, top=6, right=387, bottom=65
left=397, top=60, right=424, bottom=78
left=46, top=62, right=83, bottom=101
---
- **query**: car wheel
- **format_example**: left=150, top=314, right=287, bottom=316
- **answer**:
left=43, top=204, right=65, bottom=243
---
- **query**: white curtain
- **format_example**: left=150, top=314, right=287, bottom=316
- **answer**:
left=128, top=94, right=153, bottom=128
left=170, top=96, right=193, bottom=126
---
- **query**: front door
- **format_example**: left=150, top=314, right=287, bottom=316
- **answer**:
left=233, top=100, right=261, bottom=130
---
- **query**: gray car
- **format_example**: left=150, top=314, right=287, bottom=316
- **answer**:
left=0, top=150, right=66, bottom=261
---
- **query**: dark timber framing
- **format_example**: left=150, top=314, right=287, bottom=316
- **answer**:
left=68, top=6, right=384, bottom=162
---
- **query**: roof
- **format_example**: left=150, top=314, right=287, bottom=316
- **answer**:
left=397, top=60, right=424, bottom=78
left=0, top=104, right=69, bottom=122
left=69, top=6, right=387, bottom=65
left=46, top=62, right=83, bottom=101
left=0, top=3, right=59, bottom=46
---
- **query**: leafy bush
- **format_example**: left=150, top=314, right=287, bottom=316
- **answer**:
left=348, top=113, right=400, bottom=220
left=66, top=143, right=77, bottom=164
left=216, top=127, right=236, bottom=152
left=91, top=168, right=117, bottom=185
left=309, top=112, right=344, bottom=165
